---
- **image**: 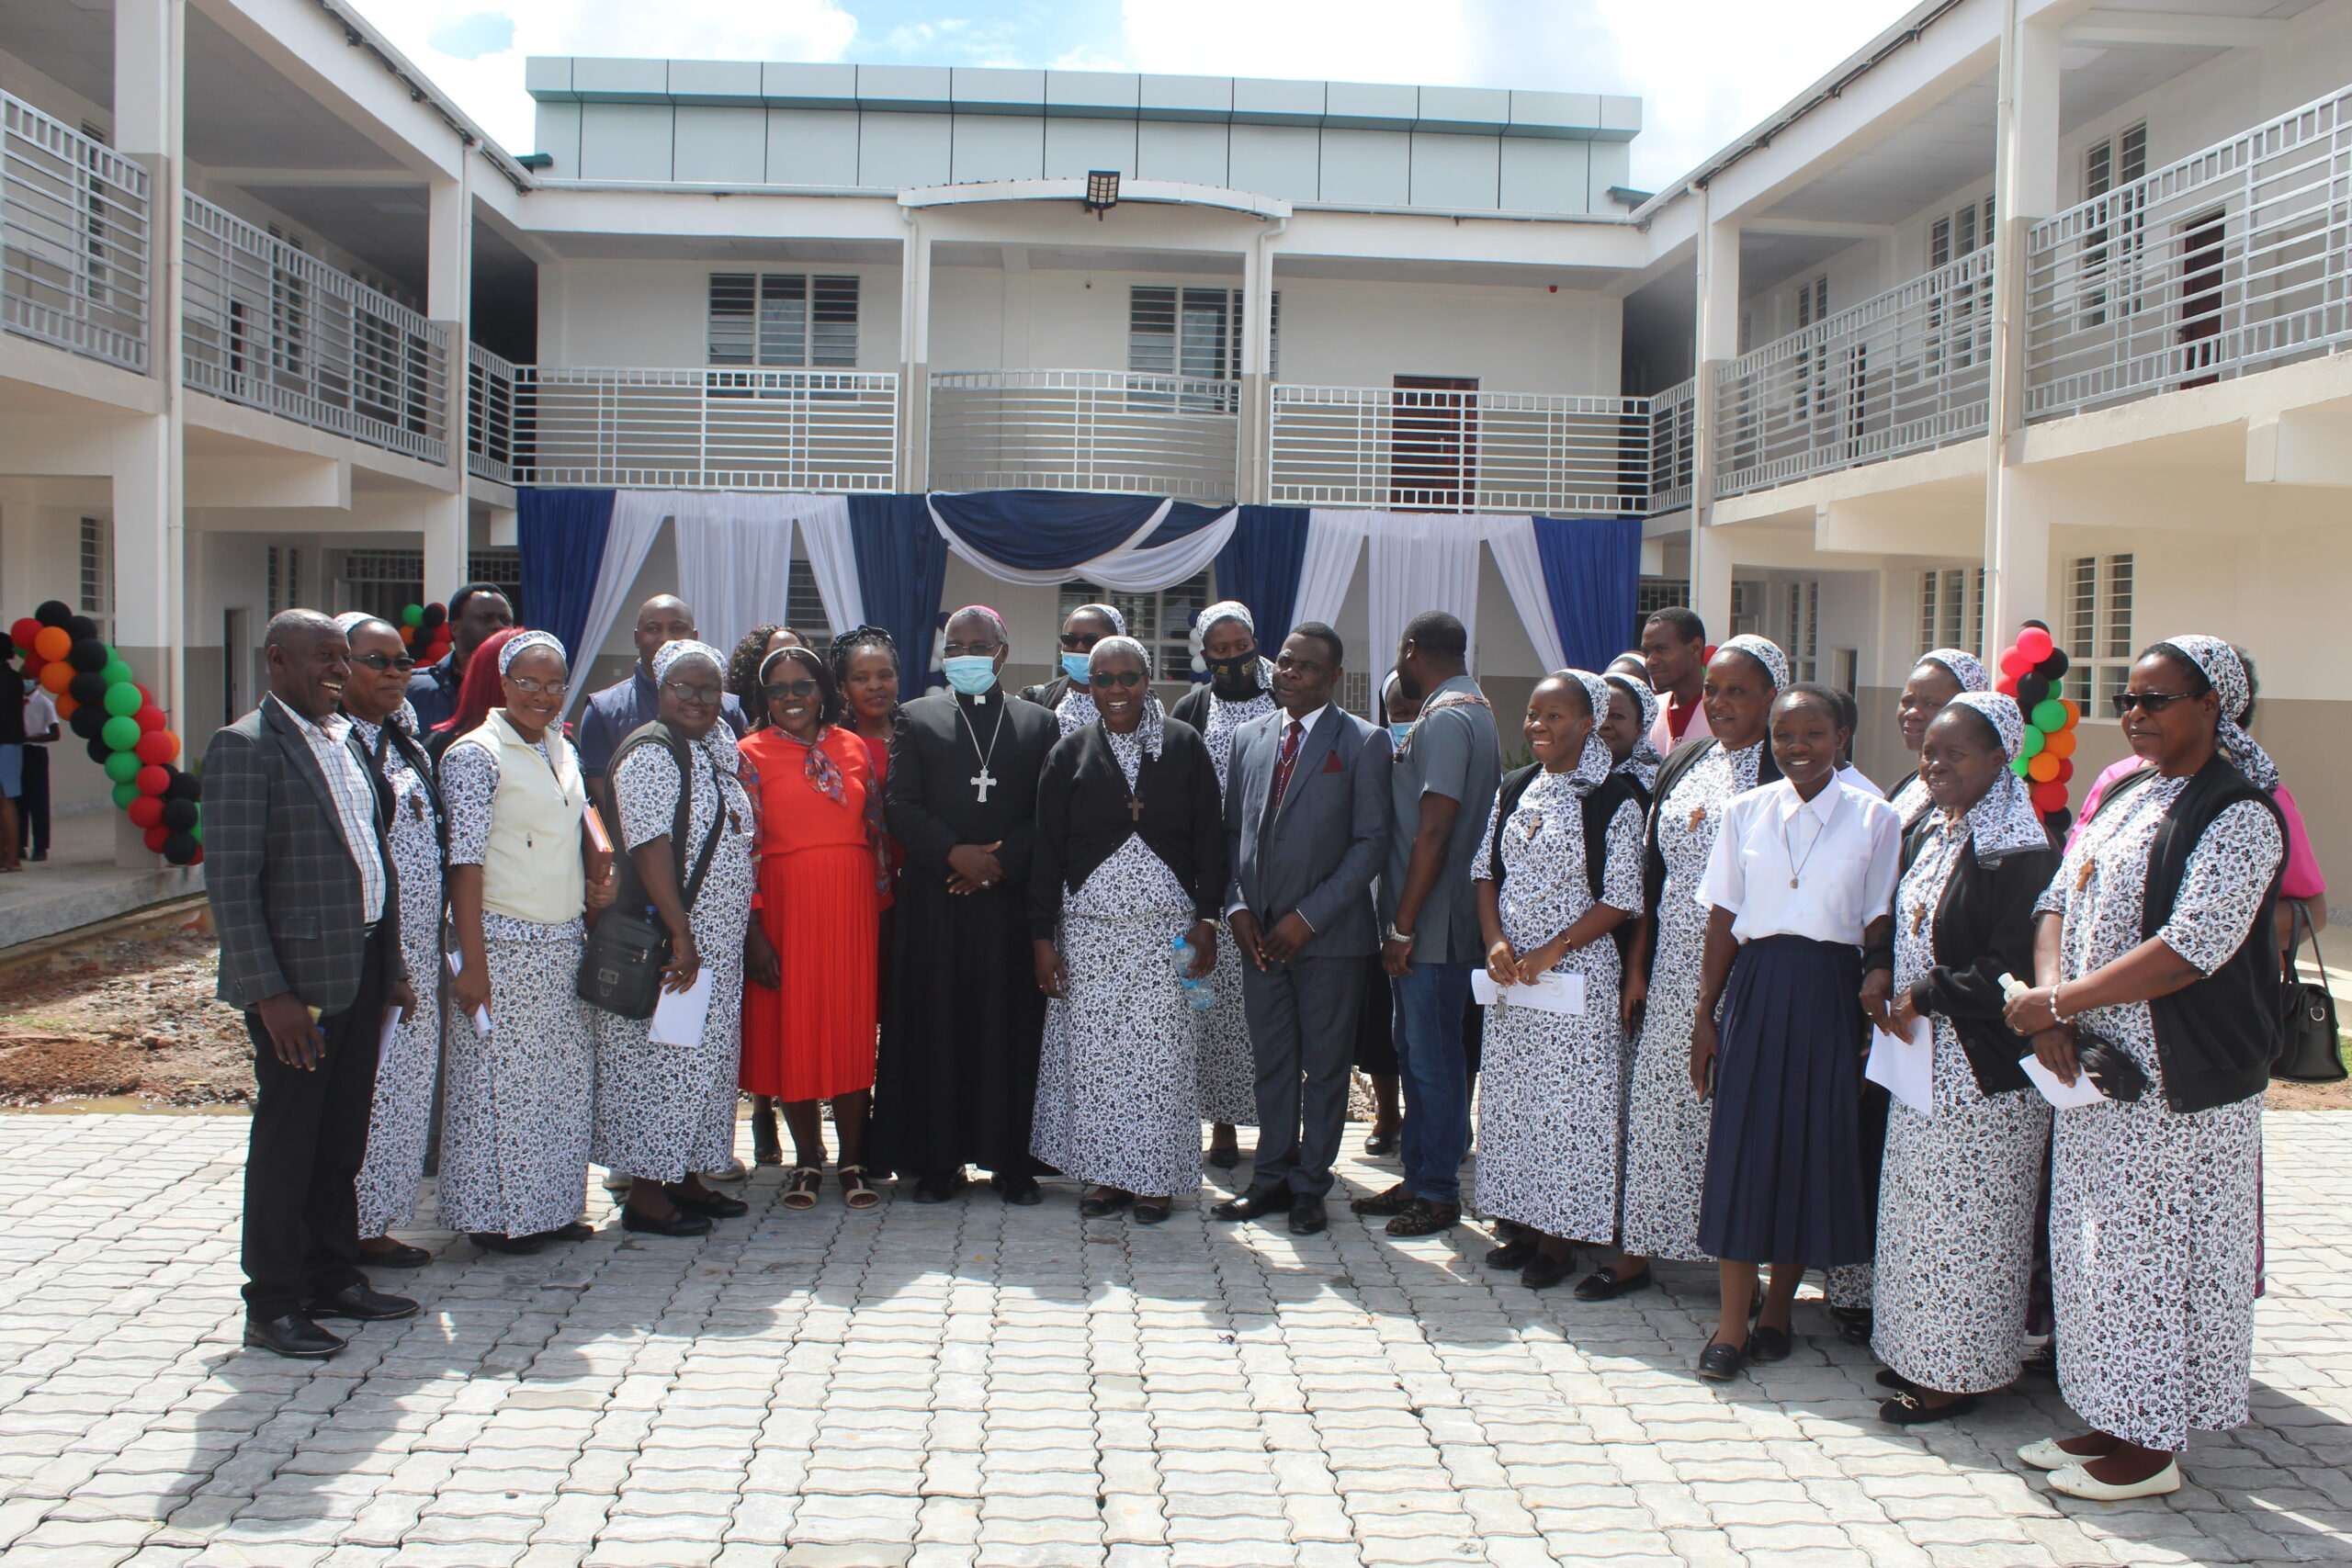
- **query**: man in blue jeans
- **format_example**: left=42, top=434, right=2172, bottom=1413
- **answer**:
left=1352, top=611, right=1501, bottom=1236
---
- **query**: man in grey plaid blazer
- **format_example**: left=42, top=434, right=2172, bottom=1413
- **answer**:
left=205, top=610, right=420, bottom=1359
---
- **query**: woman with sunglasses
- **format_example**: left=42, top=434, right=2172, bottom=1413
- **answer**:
left=1020, top=603, right=1125, bottom=736
left=591, top=640, right=757, bottom=1236
left=2003, top=637, right=2286, bottom=1500
left=438, top=631, right=616, bottom=1254
left=739, top=645, right=891, bottom=1211
left=1030, top=637, right=1227, bottom=1223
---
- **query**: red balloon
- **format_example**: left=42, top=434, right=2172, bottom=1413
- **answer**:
left=8, top=617, right=40, bottom=653
left=21, top=651, right=43, bottom=679
left=2031, top=779, right=2070, bottom=815
left=135, top=764, right=170, bottom=796
left=142, top=825, right=171, bottom=853
left=1996, top=672, right=2019, bottom=697
left=134, top=729, right=180, bottom=765
left=2054, top=757, right=2075, bottom=784
left=134, top=683, right=153, bottom=705
left=2017, top=626, right=2054, bottom=663
left=134, top=703, right=166, bottom=732
left=127, top=795, right=164, bottom=829
left=1998, top=646, right=2032, bottom=679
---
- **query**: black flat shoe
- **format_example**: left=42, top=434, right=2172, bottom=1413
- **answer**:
left=1573, top=1266, right=1652, bottom=1302
left=1350, top=1182, right=1414, bottom=1216
left=1132, top=1201, right=1172, bottom=1224
left=669, top=1188, right=749, bottom=1220
left=1363, top=1128, right=1398, bottom=1157
left=1287, top=1196, right=1327, bottom=1235
left=1829, top=1305, right=1873, bottom=1346
left=991, top=1174, right=1043, bottom=1206
left=1695, top=1338, right=1747, bottom=1382
left=1211, top=1189, right=1286, bottom=1223
left=535, top=1221, right=594, bottom=1244
left=1384, top=1199, right=1459, bottom=1237
left=244, top=1313, right=345, bottom=1359
left=1881, top=1390, right=1979, bottom=1426
left=357, top=1241, right=432, bottom=1269
left=1079, top=1190, right=1133, bottom=1219
left=1877, top=1369, right=1919, bottom=1393
left=470, top=1232, right=542, bottom=1255
left=1520, top=1251, right=1577, bottom=1291
left=1486, top=1235, right=1538, bottom=1271
left=621, top=1205, right=712, bottom=1237
left=305, top=1284, right=420, bottom=1322
left=1206, top=1142, right=1243, bottom=1171
left=1747, top=1325, right=1792, bottom=1363
left=910, top=1171, right=965, bottom=1204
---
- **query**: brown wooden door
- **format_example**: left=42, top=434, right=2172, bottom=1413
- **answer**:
left=1390, top=375, right=1477, bottom=511
left=2177, top=209, right=2224, bottom=389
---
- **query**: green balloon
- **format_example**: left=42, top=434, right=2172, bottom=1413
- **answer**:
left=2030, top=698, right=2067, bottom=732
left=102, top=681, right=141, bottom=717
left=2018, top=727, right=2046, bottom=758
left=101, top=715, right=141, bottom=750
left=2045, top=675, right=2064, bottom=702
left=402, top=603, right=425, bottom=626
left=99, top=658, right=133, bottom=686
left=2011, top=755, right=2033, bottom=778
left=103, top=750, right=141, bottom=784
left=189, top=822, right=202, bottom=844
left=111, top=780, right=140, bottom=810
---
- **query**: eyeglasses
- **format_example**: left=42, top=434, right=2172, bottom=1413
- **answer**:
left=351, top=652, right=415, bottom=673
left=508, top=675, right=569, bottom=697
left=763, top=680, right=820, bottom=701
left=662, top=680, right=722, bottom=704
left=2110, top=690, right=2199, bottom=716
left=1091, top=669, right=1147, bottom=689
left=1058, top=632, right=1104, bottom=651
left=941, top=641, right=1000, bottom=658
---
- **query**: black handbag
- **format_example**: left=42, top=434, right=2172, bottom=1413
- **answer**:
left=2274, top=901, right=2346, bottom=1084
left=577, top=727, right=727, bottom=1021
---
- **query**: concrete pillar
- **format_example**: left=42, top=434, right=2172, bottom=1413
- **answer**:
left=1235, top=222, right=1279, bottom=505
left=1689, top=192, right=1740, bottom=640
left=424, top=169, right=471, bottom=599
left=897, top=215, right=932, bottom=492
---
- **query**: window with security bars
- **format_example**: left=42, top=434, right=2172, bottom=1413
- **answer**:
left=1128, top=288, right=1278, bottom=412
left=1635, top=577, right=1689, bottom=652
left=1058, top=573, right=1211, bottom=688
left=1929, top=196, right=1996, bottom=268
left=337, top=549, right=424, bottom=626
left=79, top=517, right=113, bottom=641
left=1728, top=581, right=1762, bottom=637
left=785, top=571, right=834, bottom=644
left=1792, top=276, right=1831, bottom=423
left=1917, top=567, right=1986, bottom=660
left=2066, top=554, right=2134, bottom=720
left=707, top=274, right=860, bottom=369
left=266, top=547, right=302, bottom=616
left=1781, top=580, right=1820, bottom=683
left=2079, top=124, right=2148, bottom=329
left=469, top=548, right=524, bottom=620
left=1338, top=669, right=1374, bottom=722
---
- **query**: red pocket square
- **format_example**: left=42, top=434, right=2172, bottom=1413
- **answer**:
left=1319, top=750, right=1346, bottom=774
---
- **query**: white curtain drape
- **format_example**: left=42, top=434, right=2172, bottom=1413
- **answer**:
left=562, top=491, right=671, bottom=718
left=1294, top=510, right=1374, bottom=632
left=795, top=497, right=864, bottom=636
left=1365, top=511, right=1482, bottom=687
left=927, top=496, right=1238, bottom=592
left=1484, top=515, right=1566, bottom=673
left=672, top=492, right=820, bottom=661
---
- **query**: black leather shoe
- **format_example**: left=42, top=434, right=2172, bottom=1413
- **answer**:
left=357, top=1241, right=432, bottom=1269
left=535, top=1221, right=594, bottom=1244
left=1205, top=1137, right=1243, bottom=1171
left=1486, top=1234, right=1538, bottom=1270
left=1132, top=1201, right=1172, bottom=1224
left=1363, top=1127, right=1398, bottom=1157
left=1211, top=1189, right=1287, bottom=1223
left=1287, top=1195, right=1328, bottom=1235
left=1881, top=1389, right=1978, bottom=1426
left=1696, top=1338, right=1747, bottom=1382
left=1748, top=1325, right=1793, bottom=1363
left=471, top=1231, right=543, bottom=1255
left=244, top=1313, right=345, bottom=1359
left=1079, top=1190, right=1133, bottom=1219
left=1384, top=1199, right=1460, bottom=1237
left=621, top=1205, right=712, bottom=1237
left=990, top=1174, right=1043, bottom=1206
left=1350, top=1182, right=1414, bottom=1216
left=305, top=1284, right=420, bottom=1322
left=669, top=1188, right=749, bottom=1220
left=1520, top=1250, right=1577, bottom=1292
left=1573, top=1265, right=1652, bottom=1303
left=910, top=1171, right=966, bottom=1204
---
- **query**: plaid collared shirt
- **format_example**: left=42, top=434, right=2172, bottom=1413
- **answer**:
left=269, top=694, right=386, bottom=924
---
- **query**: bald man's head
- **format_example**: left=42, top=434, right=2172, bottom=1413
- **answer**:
left=634, top=596, right=696, bottom=668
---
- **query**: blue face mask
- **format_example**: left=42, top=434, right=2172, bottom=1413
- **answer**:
left=943, top=655, right=998, bottom=696
left=1060, top=651, right=1091, bottom=683
left=1391, top=721, right=1416, bottom=746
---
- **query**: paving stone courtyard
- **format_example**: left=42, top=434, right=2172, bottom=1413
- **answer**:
left=0, top=1111, right=2346, bottom=1568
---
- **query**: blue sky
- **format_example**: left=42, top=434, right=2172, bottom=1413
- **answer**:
left=358, top=0, right=1915, bottom=192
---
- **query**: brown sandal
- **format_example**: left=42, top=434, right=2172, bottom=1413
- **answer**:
left=781, top=1166, right=822, bottom=1210
left=838, top=1165, right=880, bottom=1210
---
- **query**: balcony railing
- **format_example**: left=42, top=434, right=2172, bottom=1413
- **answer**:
left=488, top=364, right=899, bottom=491
left=2027, top=81, right=2352, bottom=419
left=182, top=194, right=448, bottom=463
left=929, top=369, right=1238, bottom=500
left=1270, top=384, right=1651, bottom=514
left=1715, top=249, right=1995, bottom=500
left=2, top=93, right=150, bottom=372
left=1648, top=378, right=1696, bottom=513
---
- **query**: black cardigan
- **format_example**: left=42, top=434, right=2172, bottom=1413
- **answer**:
left=1017, top=675, right=1076, bottom=712
left=1864, top=822, right=2058, bottom=1098
left=1028, top=716, right=1229, bottom=938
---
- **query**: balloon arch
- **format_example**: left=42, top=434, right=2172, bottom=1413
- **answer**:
left=10, top=601, right=201, bottom=865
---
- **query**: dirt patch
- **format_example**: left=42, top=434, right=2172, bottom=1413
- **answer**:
left=0, top=924, right=254, bottom=1107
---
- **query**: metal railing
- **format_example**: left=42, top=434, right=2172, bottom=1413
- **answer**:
left=929, top=369, right=1238, bottom=499
left=2027, top=82, right=2352, bottom=419
left=2, top=93, right=150, bottom=372
left=493, top=365, right=899, bottom=491
left=1269, top=384, right=1651, bottom=514
left=181, top=194, right=448, bottom=463
left=1714, top=249, right=1995, bottom=499
left=1648, top=378, right=1696, bottom=513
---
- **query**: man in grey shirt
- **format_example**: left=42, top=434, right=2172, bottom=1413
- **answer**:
left=1352, top=611, right=1502, bottom=1236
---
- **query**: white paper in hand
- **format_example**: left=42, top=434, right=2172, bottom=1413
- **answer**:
left=2019, top=1053, right=2105, bottom=1109
left=379, top=1006, right=402, bottom=1068
left=445, top=950, right=492, bottom=1037
left=1865, top=1015, right=1934, bottom=1115
left=650, top=965, right=714, bottom=1047
left=1471, top=969, right=1587, bottom=1015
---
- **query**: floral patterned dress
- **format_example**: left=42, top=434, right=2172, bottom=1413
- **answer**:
left=349, top=709, right=444, bottom=1238
left=1190, top=683, right=1277, bottom=1128
left=2035, top=773, right=2281, bottom=1450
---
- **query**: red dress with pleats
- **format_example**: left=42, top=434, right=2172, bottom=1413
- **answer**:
left=739, top=725, right=882, bottom=1101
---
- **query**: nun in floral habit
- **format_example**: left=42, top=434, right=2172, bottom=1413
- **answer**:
left=1886, top=649, right=1990, bottom=828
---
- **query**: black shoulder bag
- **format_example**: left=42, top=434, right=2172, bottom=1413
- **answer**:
left=577, top=724, right=728, bottom=1020
left=2276, top=900, right=2346, bottom=1083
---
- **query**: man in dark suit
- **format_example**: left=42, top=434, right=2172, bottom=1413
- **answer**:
left=1211, top=623, right=1393, bottom=1235
left=205, top=610, right=420, bottom=1359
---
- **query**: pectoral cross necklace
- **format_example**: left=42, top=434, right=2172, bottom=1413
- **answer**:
left=1127, top=795, right=1145, bottom=823
left=956, top=699, right=1005, bottom=804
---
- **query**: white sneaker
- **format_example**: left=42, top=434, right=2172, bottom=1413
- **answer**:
left=2017, top=1438, right=2076, bottom=1471
left=2048, top=1459, right=2181, bottom=1501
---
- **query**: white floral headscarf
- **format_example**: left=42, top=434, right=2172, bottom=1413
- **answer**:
left=1603, top=671, right=1663, bottom=789
left=1716, top=634, right=1789, bottom=692
left=1919, top=648, right=1990, bottom=694
left=1939, top=691, right=2052, bottom=863
left=2158, top=634, right=2278, bottom=792
left=498, top=629, right=566, bottom=676
left=651, top=637, right=726, bottom=685
left=1559, top=671, right=1617, bottom=794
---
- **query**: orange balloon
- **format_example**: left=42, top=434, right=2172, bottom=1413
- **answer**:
left=2028, top=751, right=2061, bottom=782
left=56, top=694, right=78, bottom=718
left=38, top=660, right=73, bottom=694
left=2042, top=728, right=2075, bottom=760
left=2059, top=698, right=2080, bottom=728
left=31, top=626, right=70, bottom=662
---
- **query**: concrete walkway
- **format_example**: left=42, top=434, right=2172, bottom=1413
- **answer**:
left=0, top=811, right=201, bottom=951
left=0, top=1113, right=2346, bottom=1568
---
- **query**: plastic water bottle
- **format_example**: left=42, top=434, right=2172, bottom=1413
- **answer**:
left=1171, top=936, right=1217, bottom=1011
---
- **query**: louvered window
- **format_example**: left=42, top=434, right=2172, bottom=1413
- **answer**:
left=708, top=274, right=860, bottom=367
left=2066, top=554, right=2135, bottom=719
left=1127, top=288, right=1278, bottom=382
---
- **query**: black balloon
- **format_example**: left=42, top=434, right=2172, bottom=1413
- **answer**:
left=2016, top=673, right=2052, bottom=708
left=66, top=638, right=108, bottom=673
left=164, top=770, right=201, bottom=800
left=85, top=736, right=113, bottom=765
left=160, top=798, right=199, bottom=831
left=67, top=671, right=109, bottom=707
left=2037, top=648, right=2070, bottom=682
left=70, top=705, right=108, bottom=740
left=62, top=615, right=98, bottom=643
left=422, top=602, right=447, bottom=629
left=162, top=832, right=199, bottom=865
left=2022, top=618, right=2050, bottom=634
left=2043, top=807, right=2074, bottom=840
left=33, top=600, right=71, bottom=628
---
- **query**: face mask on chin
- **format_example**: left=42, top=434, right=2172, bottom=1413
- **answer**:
left=1391, top=721, right=1416, bottom=746
left=943, top=656, right=998, bottom=696
left=1059, top=651, right=1091, bottom=682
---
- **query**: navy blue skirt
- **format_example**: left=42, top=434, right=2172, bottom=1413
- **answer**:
left=1697, top=934, right=1871, bottom=1268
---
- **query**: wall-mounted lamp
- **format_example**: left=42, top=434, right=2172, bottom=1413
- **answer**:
left=1083, top=169, right=1120, bottom=217
left=514, top=152, right=554, bottom=171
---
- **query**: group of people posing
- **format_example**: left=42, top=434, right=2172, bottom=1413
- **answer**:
left=203, top=581, right=2308, bottom=1509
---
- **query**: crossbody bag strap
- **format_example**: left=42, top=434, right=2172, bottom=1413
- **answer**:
left=678, top=752, right=727, bottom=909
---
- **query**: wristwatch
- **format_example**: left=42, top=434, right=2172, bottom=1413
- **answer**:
left=1384, top=923, right=1416, bottom=946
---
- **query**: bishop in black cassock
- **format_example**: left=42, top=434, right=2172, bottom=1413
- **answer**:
left=872, top=607, right=1060, bottom=1202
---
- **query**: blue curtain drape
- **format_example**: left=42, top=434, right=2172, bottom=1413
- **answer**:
left=515, top=488, right=614, bottom=667
left=1212, top=505, right=1310, bottom=655
left=930, top=490, right=1167, bottom=571
left=850, top=492, right=951, bottom=689
left=1533, top=514, right=1642, bottom=675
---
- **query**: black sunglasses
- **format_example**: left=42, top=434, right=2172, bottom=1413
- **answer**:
left=2111, top=690, right=2199, bottom=716
left=350, top=652, right=415, bottom=673
left=763, top=679, right=821, bottom=701
left=1091, top=669, right=1147, bottom=689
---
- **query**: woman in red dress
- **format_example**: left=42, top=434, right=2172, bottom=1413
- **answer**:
left=740, top=645, right=889, bottom=1209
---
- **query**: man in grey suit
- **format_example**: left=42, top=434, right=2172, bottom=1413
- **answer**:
left=205, top=610, right=420, bottom=1359
left=1211, top=623, right=1393, bottom=1235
